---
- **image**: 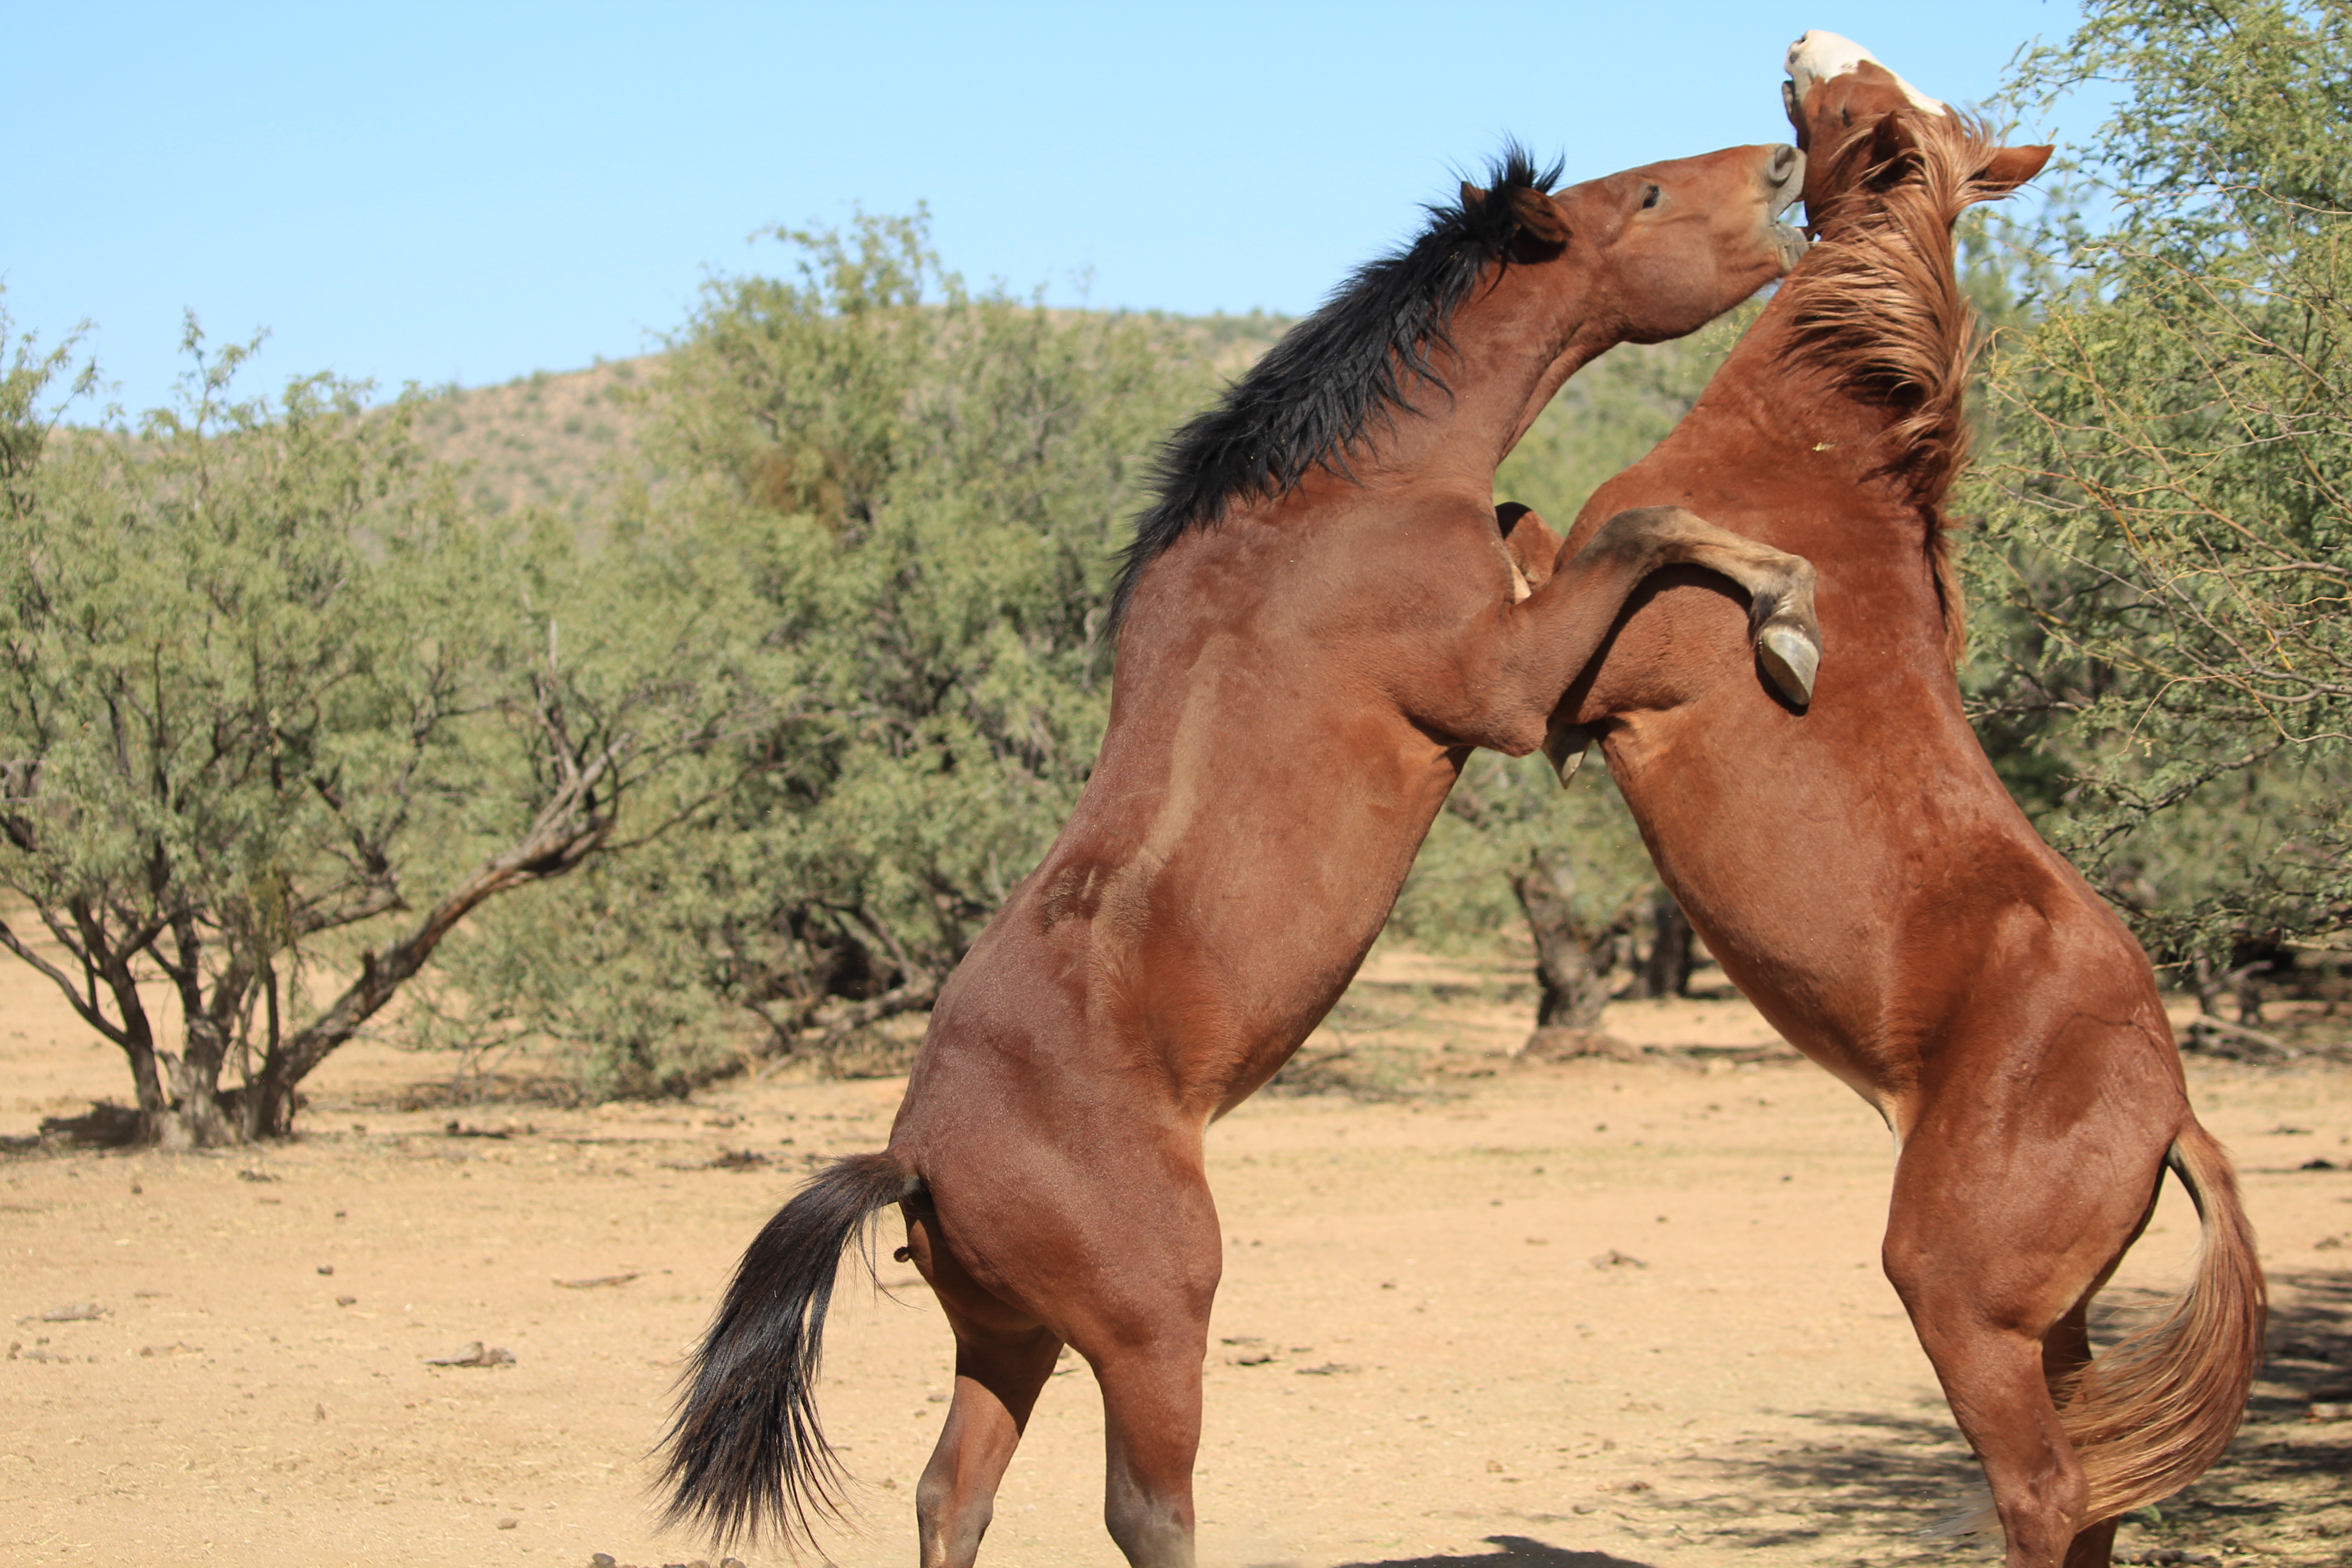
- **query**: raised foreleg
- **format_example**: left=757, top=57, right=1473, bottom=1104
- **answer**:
left=1561, top=506, right=1819, bottom=704
left=1430, top=504, right=1819, bottom=761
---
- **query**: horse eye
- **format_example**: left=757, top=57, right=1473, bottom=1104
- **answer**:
left=1641, top=184, right=1661, bottom=210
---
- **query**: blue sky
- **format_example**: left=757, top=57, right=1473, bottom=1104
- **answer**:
left=8, top=1, right=2097, bottom=413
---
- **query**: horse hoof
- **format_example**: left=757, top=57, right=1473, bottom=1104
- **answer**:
left=1543, top=723, right=1594, bottom=787
left=1756, top=623, right=1818, bottom=706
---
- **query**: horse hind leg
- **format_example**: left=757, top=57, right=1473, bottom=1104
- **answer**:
left=1090, top=1327, right=1210, bottom=1568
left=1910, top=1318, right=2088, bottom=1567
left=2043, top=1127, right=2263, bottom=1567
left=901, top=1145, right=1222, bottom=1568
left=1063, top=1165, right=1221, bottom=1567
left=1882, top=1130, right=2166, bottom=1567
left=918, top=1315, right=1062, bottom=1568
left=2043, top=1301, right=2120, bottom=1568
left=932, top=1254, right=1212, bottom=1568
left=903, top=1205, right=1063, bottom=1568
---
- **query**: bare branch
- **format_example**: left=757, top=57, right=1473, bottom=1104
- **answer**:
left=270, top=736, right=630, bottom=1086
left=0, top=917, right=130, bottom=1048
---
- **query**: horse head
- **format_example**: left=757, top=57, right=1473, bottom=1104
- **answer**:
left=1783, top=30, right=2049, bottom=229
left=1480, top=142, right=1809, bottom=348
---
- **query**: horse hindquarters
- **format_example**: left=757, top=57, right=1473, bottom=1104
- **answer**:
left=1881, top=1122, right=2147, bottom=1568
left=1883, top=1088, right=2262, bottom=1568
left=910, top=1123, right=1225, bottom=1568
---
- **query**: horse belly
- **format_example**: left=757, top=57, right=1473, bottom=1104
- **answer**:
left=1578, top=578, right=1985, bottom=1095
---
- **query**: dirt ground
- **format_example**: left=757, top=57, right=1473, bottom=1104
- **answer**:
left=5, top=948, right=2349, bottom=1568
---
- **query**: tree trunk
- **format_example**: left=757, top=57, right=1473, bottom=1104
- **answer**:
left=233, top=963, right=299, bottom=1142
left=1511, top=857, right=1620, bottom=1031
left=0, top=913, right=187, bottom=1145
left=229, top=1064, right=300, bottom=1141
left=2192, top=951, right=2225, bottom=1017
left=158, top=1050, right=237, bottom=1148
left=123, top=1031, right=172, bottom=1141
left=1642, top=890, right=1694, bottom=999
left=2234, top=963, right=2267, bottom=1026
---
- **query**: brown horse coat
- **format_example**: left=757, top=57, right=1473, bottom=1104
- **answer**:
left=662, top=142, right=1824, bottom=1568
left=1539, top=33, right=2264, bottom=1568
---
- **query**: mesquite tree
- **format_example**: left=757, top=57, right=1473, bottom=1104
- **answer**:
left=0, top=315, right=750, bottom=1144
left=412, top=216, right=1230, bottom=1088
left=1972, top=0, right=2352, bottom=966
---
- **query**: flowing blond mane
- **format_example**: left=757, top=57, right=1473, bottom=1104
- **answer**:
left=1779, top=110, right=2005, bottom=662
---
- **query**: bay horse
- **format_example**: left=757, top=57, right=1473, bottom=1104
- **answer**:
left=1525, top=34, right=2264, bottom=1568
left=661, top=143, right=1824, bottom=1566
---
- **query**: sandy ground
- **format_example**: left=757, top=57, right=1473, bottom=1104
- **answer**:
left=4, top=949, right=2350, bottom=1568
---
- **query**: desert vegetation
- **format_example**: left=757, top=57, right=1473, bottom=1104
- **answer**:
left=3, top=0, right=2347, bottom=1145
left=1967, top=0, right=2352, bottom=1035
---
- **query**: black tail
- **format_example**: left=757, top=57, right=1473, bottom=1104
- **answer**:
left=658, top=1151, right=916, bottom=1551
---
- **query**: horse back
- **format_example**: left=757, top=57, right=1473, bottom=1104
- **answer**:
left=894, top=481, right=1523, bottom=1133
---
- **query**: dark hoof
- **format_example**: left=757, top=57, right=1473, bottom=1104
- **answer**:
left=1756, top=623, right=1818, bottom=706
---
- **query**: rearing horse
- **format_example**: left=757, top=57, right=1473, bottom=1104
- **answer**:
left=1538, top=34, right=2264, bottom=1568
left=662, top=143, right=1822, bottom=1566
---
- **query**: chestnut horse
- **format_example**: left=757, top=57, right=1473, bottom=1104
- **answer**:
left=661, top=143, right=1823, bottom=1566
left=1527, top=34, right=2264, bottom=1568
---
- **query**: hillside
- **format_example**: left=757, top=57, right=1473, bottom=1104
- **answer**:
left=406, top=356, right=654, bottom=524
left=405, top=308, right=1296, bottom=527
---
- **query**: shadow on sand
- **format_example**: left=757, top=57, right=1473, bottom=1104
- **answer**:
left=1683, top=1264, right=2352, bottom=1562
left=1677, top=1406, right=1981, bottom=1559
left=1324, top=1536, right=1656, bottom=1568
left=1284, top=1262, right=2348, bottom=1568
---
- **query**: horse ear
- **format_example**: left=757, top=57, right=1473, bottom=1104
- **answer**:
left=1509, top=185, right=1569, bottom=245
left=1865, top=109, right=1920, bottom=170
left=1975, top=144, right=2053, bottom=196
left=1460, top=181, right=1489, bottom=213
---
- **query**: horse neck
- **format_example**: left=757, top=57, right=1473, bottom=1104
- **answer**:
left=1375, top=264, right=1601, bottom=488
left=1688, top=285, right=1961, bottom=577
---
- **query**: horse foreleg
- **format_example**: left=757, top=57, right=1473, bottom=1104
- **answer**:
left=1450, top=504, right=1821, bottom=767
left=1574, top=506, right=1821, bottom=705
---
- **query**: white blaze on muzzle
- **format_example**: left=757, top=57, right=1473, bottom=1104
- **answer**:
left=1784, top=29, right=1949, bottom=116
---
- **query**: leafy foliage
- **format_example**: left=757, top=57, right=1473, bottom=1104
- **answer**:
left=1970, top=0, right=2352, bottom=965
left=0, top=304, right=749, bottom=1142
left=416, top=216, right=1235, bottom=1087
left=1498, top=302, right=1762, bottom=524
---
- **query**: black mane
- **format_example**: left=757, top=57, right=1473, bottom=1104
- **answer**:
left=1107, top=143, right=1568, bottom=632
